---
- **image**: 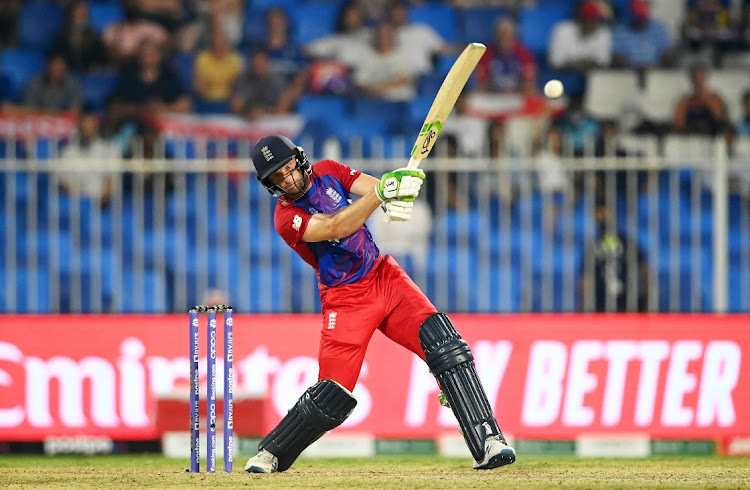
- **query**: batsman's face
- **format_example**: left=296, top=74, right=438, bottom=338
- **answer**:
left=269, top=159, right=308, bottom=199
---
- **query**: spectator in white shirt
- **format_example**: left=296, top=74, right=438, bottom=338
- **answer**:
left=387, top=0, right=452, bottom=75
left=304, top=0, right=371, bottom=69
left=354, top=22, right=416, bottom=102
left=58, top=111, right=121, bottom=207
left=548, top=0, right=612, bottom=71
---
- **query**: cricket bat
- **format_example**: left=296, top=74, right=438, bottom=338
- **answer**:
left=407, top=42, right=486, bottom=170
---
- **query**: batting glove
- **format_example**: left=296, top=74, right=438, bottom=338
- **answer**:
left=383, top=199, right=414, bottom=222
left=375, top=168, right=426, bottom=202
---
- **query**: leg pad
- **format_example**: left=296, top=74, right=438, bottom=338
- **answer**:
left=259, top=378, right=357, bottom=472
left=420, top=313, right=506, bottom=462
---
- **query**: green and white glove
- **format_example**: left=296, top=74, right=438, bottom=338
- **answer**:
left=375, top=168, right=426, bottom=202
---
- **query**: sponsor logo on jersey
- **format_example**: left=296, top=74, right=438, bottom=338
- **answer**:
left=292, top=215, right=302, bottom=231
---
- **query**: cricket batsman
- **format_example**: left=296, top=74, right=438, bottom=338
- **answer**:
left=244, top=134, right=516, bottom=473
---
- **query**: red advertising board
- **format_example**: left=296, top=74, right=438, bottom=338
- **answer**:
left=0, top=314, right=748, bottom=441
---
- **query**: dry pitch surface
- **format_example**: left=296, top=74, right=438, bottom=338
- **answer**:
left=1, top=454, right=749, bottom=489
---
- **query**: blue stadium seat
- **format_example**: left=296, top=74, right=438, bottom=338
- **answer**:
left=426, top=245, right=480, bottom=312
left=0, top=49, right=46, bottom=102
left=16, top=268, right=51, bottom=313
left=410, top=5, right=460, bottom=43
left=169, top=53, right=195, bottom=93
left=460, top=7, right=509, bottom=45
left=295, top=94, right=349, bottom=123
left=728, top=266, right=748, bottom=313
left=351, top=98, right=407, bottom=134
left=435, top=54, right=460, bottom=78
left=331, top=119, right=390, bottom=158
left=536, top=67, right=585, bottom=96
left=518, top=3, right=573, bottom=59
left=290, top=4, right=339, bottom=45
left=81, top=71, right=118, bottom=111
left=247, top=264, right=283, bottom=312
left=89, top=1, right=124, bottom=34
left=0, top=73, right=10, bottom=101
left=17, top=2, right=64, bottom=51
left=407, top=95, right=436, bottom=127
left=249, top=0, right=298, bottom=10
left=417, top=72, right=445, bottom=96
left=656, top=245, right=711, bottom=312
left=121, top=270, right=168, bottom=313
left=194, top=99, right=231, bottom=114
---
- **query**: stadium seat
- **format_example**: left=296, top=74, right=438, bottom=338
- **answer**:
left=351, top=98, right=407, bottom=134
left=409, top=5, right=460, bottom=43
left=616, top=133, right=659, bottom=157
left=296, top=94, right=349, bottom=122
left=434, top=54, right=460, bottom=78
left=710, top=69, right=750, bottom=125
left=169, top=53, right=195, bottom=93
left=584, top=69, right=640, bottom=120
left=328, top=117, right=388, bottom=158
left=662, top=134, right=715, bottom=164
left=0, top=49, right=46, bottom=102
left=518, top=3, right=574, bottom=59
left=425, top=244, right=479, bottom=312
left=81, top=71, right=118, bottom=111
left=121, top=269, right=168, bottom=313
left=536, top=67, right=586, bottom=96
left=650, top=0, right=686, bottom=42
left=89, top=1, right=124, bottom=34
left=407, top=95, right=436, bottom=127
left=0, top=73, right=9, bottom=100
left=194, top=99, right=231, bottom=114
left=16, top=268, right=51, bottom=313
left=290, top=4, right=339, bottom=46
left=17, top=2, right=64, bottom=51
left=460, top=7, right=509, bottom=45
left=641, top=69, right=691, bottom=124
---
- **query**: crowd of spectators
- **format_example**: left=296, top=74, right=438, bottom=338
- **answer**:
left=0, top=0, right=748, bottom=162
left=0, top=0, right=749, bottom=313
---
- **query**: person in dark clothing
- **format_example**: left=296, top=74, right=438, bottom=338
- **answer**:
left=580, top=195, right=649, bottom=312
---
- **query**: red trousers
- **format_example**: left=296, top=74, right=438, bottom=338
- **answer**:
left=317, top=255, right=438, bottom=391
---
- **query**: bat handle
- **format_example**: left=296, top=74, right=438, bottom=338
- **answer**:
left=406, top=157, right=421, bottom=170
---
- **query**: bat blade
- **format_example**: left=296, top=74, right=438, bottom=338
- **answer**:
left=407, top=42, right=486, bottom=170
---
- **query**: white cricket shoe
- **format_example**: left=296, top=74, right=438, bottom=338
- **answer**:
left=473, top=435, right=516, bottom=470
left=244, top=449, right=278, bottom=473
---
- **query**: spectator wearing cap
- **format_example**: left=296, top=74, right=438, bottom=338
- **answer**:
left=548, top=0, right=612, bottom=71
left=612, top=0, right=676, bottom=68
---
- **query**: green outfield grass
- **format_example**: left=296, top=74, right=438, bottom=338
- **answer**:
left=1, top=454, right=748, bottom=489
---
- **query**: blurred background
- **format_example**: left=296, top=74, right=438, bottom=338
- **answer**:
left=0, top=0, right=749, bottom=315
